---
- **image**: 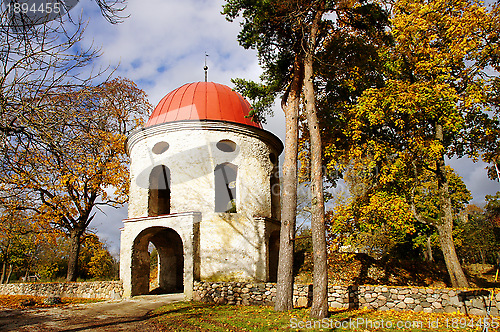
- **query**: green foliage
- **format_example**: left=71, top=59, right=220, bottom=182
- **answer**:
left=38, top=262, right=60, bottom=280
left=231, top=78, right=276, bottom=123
left=455, top=205, right=500, bottom=264
left=222, top=0, right=304, bottom=121
left=78, top=234, right=116, bottom=280
left=150, top=247, right=158, bottom=272
left=486, top=191, right=500, bottom=224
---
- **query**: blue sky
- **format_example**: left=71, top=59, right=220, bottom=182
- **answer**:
left=75, top=0, right=499, bottom=255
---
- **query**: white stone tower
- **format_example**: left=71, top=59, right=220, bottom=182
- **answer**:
left=120, top=82, right=282, bottom=298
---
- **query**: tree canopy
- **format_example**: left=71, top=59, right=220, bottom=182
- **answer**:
left=0, top=78, right=150, bottom=281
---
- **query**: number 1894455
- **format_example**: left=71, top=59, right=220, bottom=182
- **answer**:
left=5, top=1, right=61, bottom=14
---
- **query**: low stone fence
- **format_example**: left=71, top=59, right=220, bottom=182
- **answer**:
left=0, top=281, right=123, bottom=299
left=193, top=281, right=500, bottom=316
left=193, top=281, right=276, bottom=306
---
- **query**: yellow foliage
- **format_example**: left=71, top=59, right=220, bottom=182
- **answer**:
left=0, top=77, right=150, bottom=277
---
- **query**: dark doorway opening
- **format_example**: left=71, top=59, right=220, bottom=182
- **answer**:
left=268, top=231, right=280, bottom=282
left=131, top=227, right=184, bottom=296
left=149, top=165, right=171, bottom=216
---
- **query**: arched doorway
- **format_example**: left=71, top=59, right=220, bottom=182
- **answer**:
left=131, top=227, right=184, bottom=296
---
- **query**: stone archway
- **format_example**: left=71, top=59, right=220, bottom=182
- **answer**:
left=131, top=227, right=184, bottom=296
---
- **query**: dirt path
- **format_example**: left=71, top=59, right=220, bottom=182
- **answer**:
left=0, top=293, right=183, bottom=332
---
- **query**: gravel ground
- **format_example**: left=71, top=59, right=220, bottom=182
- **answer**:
left=0, top=293, right=183, bottom=332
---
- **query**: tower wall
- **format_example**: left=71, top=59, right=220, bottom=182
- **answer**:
left=125, top=121, right=282, bottom=282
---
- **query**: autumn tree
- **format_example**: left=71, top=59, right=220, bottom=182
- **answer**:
left=344, top=0, right=500, bottom=287
left=0, top=78, right=150, bottom=281
left=224, top=0, right=305, bottom=312
left=0, top=207, right=39, bottom=283
left=78, top=234, right=117, bottom=280
left=225, top=0, right=389, bottom=316
left=329, top=154, right=415, bottom=259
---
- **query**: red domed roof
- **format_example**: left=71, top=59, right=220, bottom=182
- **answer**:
left=146, top=82, right=262, bottom=129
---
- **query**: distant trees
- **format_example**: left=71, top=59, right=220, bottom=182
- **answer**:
left=0, top=204, right=117, bottom=282
left=0, top=207, right=39, bottom=283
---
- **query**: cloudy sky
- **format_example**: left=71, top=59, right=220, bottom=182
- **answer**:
left=77, top=0, right=282, bottom=255
left=74, top=0, right=499, bottom=255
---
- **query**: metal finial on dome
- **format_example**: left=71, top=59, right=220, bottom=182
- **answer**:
left=204, top=52, right=209, bottom=82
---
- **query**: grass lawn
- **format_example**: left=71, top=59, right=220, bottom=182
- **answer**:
left=149, top=302, right=499, bottom=331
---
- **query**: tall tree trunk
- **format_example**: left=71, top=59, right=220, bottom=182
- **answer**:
left=0, top=262, right=6, bottom=284
left=275, top=56, right=303, bottom=312
left=435, top=123, right=469, bottom=288
left=436, top=220, right=469, bottom=287
left=6, top=264, right=12, bottom=284
left=424, top=236, right=434, bottom=262
left=303, top=5, right=328, bottom=319
left=66, top=230, right=82, bottom=282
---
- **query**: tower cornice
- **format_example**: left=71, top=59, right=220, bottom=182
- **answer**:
left=126, top=120, right=283, bottom=156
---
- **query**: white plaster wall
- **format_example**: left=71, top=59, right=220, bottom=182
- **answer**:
left=120, top=212, right=201, bottom=298
left=125, top=121, right=282, bottom=282
left=200, top=214, right=266, bottom=281
left=128, top=122, right=279, bottom=218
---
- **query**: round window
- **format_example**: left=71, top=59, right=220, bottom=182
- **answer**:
left=216, top=140, right=237, bottom=152
left=152, top=142, right=169, bottom=154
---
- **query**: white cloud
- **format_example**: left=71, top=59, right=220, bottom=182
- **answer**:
left=88, top=204, right=127, bottom=257
left=78, top=0, right=261, bottom=103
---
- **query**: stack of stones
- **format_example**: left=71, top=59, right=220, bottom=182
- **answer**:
left=193, top=281, right=276, bottom=305
left=193, top=281, right=500, bottom=316
left=0, top=281, right=123, bottom=300
left=355, top=286, right=500, bottom=316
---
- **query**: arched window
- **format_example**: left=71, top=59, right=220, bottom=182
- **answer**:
left=148, top=165, right=171, bottom=216
left=214, top=163, right=237, bottom=213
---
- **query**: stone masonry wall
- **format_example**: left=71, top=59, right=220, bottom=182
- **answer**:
left=0, top=281, right=123, bottom=300
left=194, top=281, right=500, bottom=316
